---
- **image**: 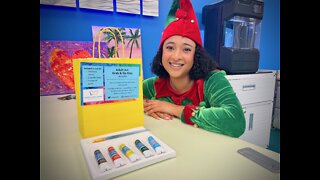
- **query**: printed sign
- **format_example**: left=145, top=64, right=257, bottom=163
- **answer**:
left=80, top=63, right=140, bottom=105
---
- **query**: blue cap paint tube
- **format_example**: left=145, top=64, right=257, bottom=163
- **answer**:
left=147, top=136, right=166, bottom=154
left=135, top=139, right=153, bottom=158
left=94, top=149, right=112, bottom=172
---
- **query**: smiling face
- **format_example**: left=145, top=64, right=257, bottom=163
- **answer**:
left=162, top=35, right=196, bottom=80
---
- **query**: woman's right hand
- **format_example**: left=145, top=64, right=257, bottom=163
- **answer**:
left=143, top=99, right=173, bottom=120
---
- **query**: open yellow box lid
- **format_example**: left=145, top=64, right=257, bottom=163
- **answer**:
left=73, top=57, right=144, bottom=138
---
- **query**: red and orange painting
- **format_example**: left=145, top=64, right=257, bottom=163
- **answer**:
left=40, top=41, right=93, bottom=96
left=40, top=26, right=142, bottom=96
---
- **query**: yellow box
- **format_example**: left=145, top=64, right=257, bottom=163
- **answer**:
left=73, top=58, right=144, bottom=138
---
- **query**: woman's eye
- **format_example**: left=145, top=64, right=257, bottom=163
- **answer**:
left=184, top=48, right=191, bottom=52
left=166, top=46, right=174, bottom=51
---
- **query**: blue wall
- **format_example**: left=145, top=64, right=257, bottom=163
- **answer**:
left=40, top=0, right=280, bottom=79
left=259, top=0, right=280, bottom=70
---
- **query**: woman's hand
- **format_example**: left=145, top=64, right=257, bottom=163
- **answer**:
left=143, top=99, right=184, bottom=120
left=143, top=99, right=173, bottom=120
left=147, top=111, right=173, bottom=120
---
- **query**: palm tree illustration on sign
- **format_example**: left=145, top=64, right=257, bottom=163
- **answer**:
left=92, top=26, right=142, bottom=59
left=103, top=27, right=126, bottom=58
left=107, top=46, right=116, bottom=58
left=125, top=29, right=141, bottom=58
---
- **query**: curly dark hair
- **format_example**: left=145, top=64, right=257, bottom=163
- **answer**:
left=151, top=44, right=219, bottom=80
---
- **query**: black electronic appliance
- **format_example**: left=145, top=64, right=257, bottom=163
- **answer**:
left=202, top=0, right=264, bottom=74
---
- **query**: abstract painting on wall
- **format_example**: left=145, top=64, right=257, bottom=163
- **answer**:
left=40, top=41, right=107, bottom=96
left=116, top=0, right=140, bottom=15
left=40, top=0, right=76, bottom=8
left=142, top=0, right=159, bottom=17
left=92, top=26, right=142, bottom=59
left=40, top=26, right=142, bottom=96
left=79, top=0, right=113, bottom=12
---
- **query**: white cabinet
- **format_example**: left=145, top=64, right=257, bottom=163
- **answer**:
left=226, top=71, right=276, bottom=148
left=272, top=70, right=280, bottom=129
left=241, top=102, right=273, bottom=148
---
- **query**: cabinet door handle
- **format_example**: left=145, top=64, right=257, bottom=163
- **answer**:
left=249, top=113, right=254, bottom=131
left=242, top=84, right=256, bottom=91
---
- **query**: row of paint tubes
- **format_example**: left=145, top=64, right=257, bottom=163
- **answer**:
left=94, top=136, right=166, bottom=172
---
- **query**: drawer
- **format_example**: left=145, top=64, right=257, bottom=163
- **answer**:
left=227, top=74, right=276, bottom=105
left=240, top=102, right=273, bottom=148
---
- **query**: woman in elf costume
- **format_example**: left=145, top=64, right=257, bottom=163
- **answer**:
left=143, top=0, right=245, bottom=138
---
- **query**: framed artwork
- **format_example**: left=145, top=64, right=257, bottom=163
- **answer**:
left=79, top=0, right=113, bottom=12
left=142, top=0, right=159, bottom=17
left=40, top=0, right=76, bottom=7
left=116, top=0, right=140, bottom=15
left=40, top=0, right=159, bottom=16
